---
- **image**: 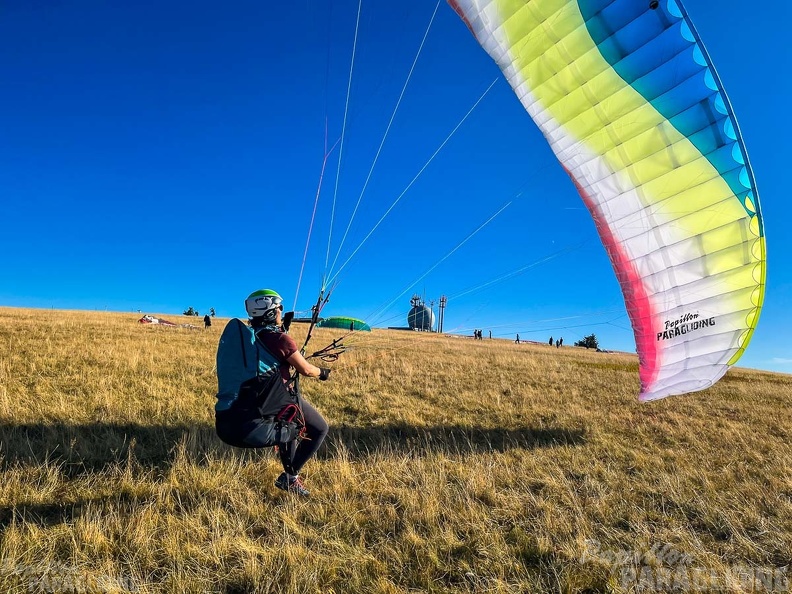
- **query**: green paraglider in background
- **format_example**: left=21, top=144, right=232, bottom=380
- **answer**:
left=317, top=317, right=371, bottom=332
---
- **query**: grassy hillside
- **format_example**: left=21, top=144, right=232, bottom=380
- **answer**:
left=0, top=307, right=790, bottom=593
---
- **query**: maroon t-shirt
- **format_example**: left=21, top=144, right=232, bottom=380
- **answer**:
left=256, top=329, right=298, bottom=382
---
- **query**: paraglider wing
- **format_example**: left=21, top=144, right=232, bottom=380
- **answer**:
left=317, top=316, right=372, bottom=332
left=449, top=0, right=765, bottom=401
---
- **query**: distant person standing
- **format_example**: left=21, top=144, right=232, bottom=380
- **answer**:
left=548, top=336, right=553, bottom=346
left=559, top=337, right=563, bottom=348
left=488, top=330, right=491, bottom=340
left=204, top=314, right=212, bottom=329
left=515, top=334, right=520, bottom=344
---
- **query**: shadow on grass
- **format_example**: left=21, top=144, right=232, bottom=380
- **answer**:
left=0, top=420, right=586, bottom=472
left=0, top=422, right=584, bottom=530
left=0, top=422, right=207, bottom=472
left=0, top=492, right=141, bottom=529
left=323, top=423, right=586, bottom=459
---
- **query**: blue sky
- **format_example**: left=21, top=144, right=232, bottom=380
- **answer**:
left=1, top=1, right=790, bottom=373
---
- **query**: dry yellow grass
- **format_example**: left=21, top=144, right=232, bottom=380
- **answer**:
left=0, top=307, right=790, bottom=593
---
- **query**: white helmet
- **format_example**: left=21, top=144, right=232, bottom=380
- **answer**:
left=245, top=289, right=283, bottom=322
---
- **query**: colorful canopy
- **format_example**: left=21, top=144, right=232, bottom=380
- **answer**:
left=450, top=0, right=765, bottom=400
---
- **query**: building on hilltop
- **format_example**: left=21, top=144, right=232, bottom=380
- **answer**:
left=408, top=294, right=435, bottom=332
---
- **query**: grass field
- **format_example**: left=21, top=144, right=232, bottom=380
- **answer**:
left=0, top=307, right=790, bottom=593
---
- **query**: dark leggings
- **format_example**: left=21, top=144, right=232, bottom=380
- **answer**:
left=278, top=399, right=328, bottom=476
left=215, top=399, right=329, bottom=475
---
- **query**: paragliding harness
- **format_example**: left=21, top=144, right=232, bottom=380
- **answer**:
left=215, top=319, right=306, bottom=449
left=215, top=288, right=352, bottom=450
left=235, top=367, right=305, bottom=449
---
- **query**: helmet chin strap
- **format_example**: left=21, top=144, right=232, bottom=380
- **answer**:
left=251, top=313, right=278, bottom=328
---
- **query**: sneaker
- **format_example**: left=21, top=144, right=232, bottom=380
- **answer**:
left=274, top=472, right=310, bottom=497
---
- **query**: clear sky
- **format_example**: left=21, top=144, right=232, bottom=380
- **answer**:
left=1, top=1, right=790, bottom=373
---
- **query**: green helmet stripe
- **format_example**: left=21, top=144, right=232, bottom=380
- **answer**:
left=247, top=289, right=281, bottom=300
